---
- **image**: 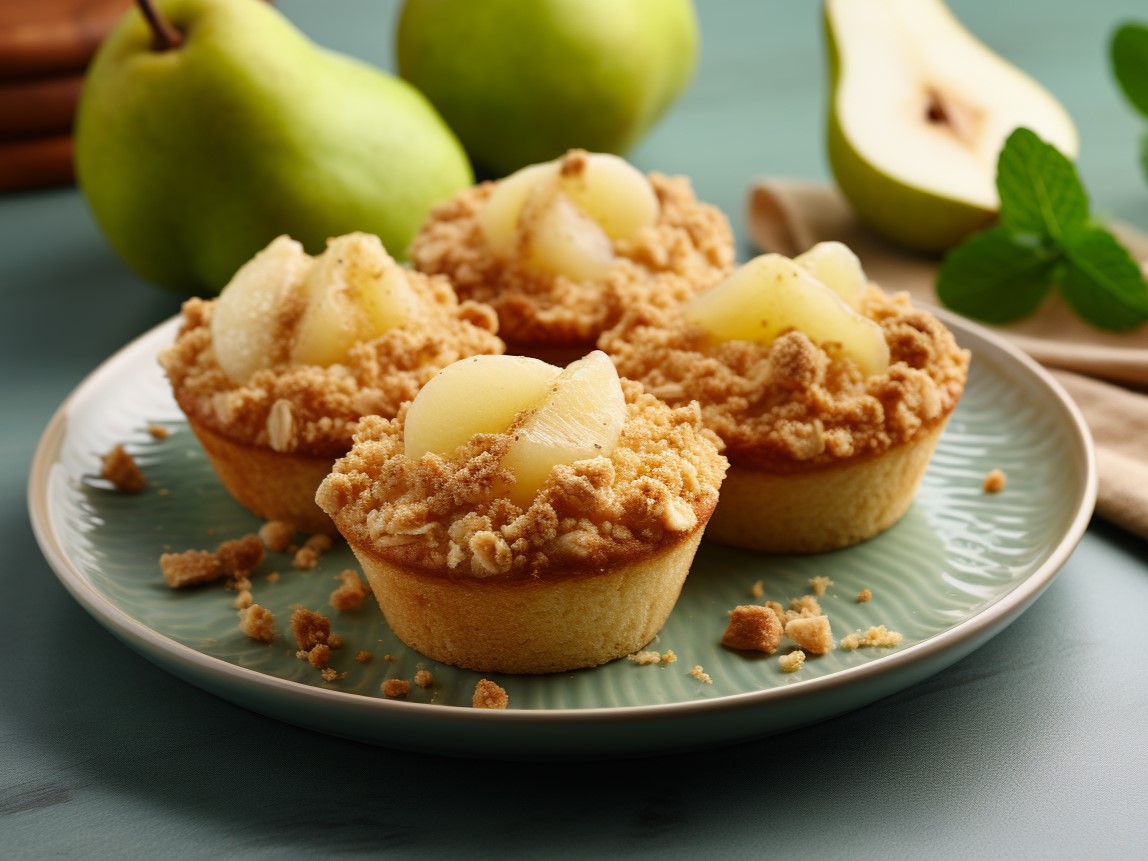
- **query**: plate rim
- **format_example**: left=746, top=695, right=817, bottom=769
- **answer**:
left=28, top=308, right=1098, bottom=730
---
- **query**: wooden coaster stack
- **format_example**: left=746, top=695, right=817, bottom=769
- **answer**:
left=0, top=0, right=131, bottom=192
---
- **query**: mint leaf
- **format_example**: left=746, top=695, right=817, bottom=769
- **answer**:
left=1112, top=23, right=1148, bottom=118
left=936, top=226, right=1059, bottom=324
left=1059, top=226, right=1148, bottom=330
left=996, top=128, right=1088, bottom=239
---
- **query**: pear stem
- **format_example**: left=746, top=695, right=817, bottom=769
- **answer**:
left=137, top=0, right=184, bottom=51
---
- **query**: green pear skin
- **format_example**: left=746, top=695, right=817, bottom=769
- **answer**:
left=75, top=0, right=473, bottom=294
left=396, top=0, right=698, bottom=177
left=824, top=11, right=995, bottom=254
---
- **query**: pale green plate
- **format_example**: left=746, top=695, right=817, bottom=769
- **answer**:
left=29, top=311, right=1095, bottom=759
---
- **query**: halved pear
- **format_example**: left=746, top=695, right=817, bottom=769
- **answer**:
left=404, top=354, right=561, bottom=460
left=291, top=233, right=419, bottom=367
left=211, top=235, right=313, bottom=384
left=683, top=254, right=890, bottom=377
left=501, top=351, right=627, bottom=507
left=794, top=241, right=867, bottom=308
left=477, top=151, right=659, bottom=279
left=825, top=0, right=1078, bottom=252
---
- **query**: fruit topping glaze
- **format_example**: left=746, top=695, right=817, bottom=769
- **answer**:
left=601, top=242, right=970, bottom=469
left=409, top=149, right=735, bottom=346
left=316, top=352, right=727, bottom=579
left=161, top=233, right=503, bottom=458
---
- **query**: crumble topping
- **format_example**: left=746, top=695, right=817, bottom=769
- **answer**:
left=316, top=381, right=726, bottom=578
left=160, top=272, right=503, bottom=458
left=784, top=615, right=834, bottom=655
left=983, top=468, right=1007, bottom=493
left=408, top=158, right=735, bottom=346
left=602, top=286, right=970, bottom=468
left=160, top=532, right=264, bottom=588
left=413, top=668, right=434, bottom=688
left=290, top=607, right=331, bottom=668
left=100, top=444, right=147, bottom=493
left=688, top=665, right=714, bottom=684
left=841, top=625, right=903, bottom=650
left=238, top=604, right=276, bottom=642
left=857, top=588, right=873, bottom=603
left=381, top=678, right=411, bottom=698
left=329, top=569, right=368, bottom=611
left=721, top=605, right=783, bottom=654
left=472, top=679, right=509, bottom=709
left=292, top=533, right=333, bottom=570
left=258, top=520, right=295, bottom=552
left=779, top=651, right=806, bottom=673
left=627, top=649, right=677, bottom=666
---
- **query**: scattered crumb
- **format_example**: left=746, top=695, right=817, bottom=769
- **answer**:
left=857, top=588, right=873, bottom=603
left=238, top=604, right=276, bottom=642
left=841, top=625, right=903, bottom=651
left=329, top=569, right=368, bottom=611
left=383, top=653, right=397, bottom=663
left=355, top=650, right=373, bottom=664
left=779, top=651, right=806, bottom=673
left=305, top=644, right=331, bottom=669
left=381, top=678, right=411, bottom=698
left=320, top=668, right=346, bottom=682
left=472, top=679, right=509, bottom=709
left=784, top=615, right=834, bottom=655
left=215, top=534, right=264, bottom=576
left=413, top=668, right=434, bottom=688
left=750, top=579, right=764, bottom=599
left=258, top=520, right=295, bottom=552
left=158, top=488, right=169, bottom=497
left=160, top=549, right=222, bottom=588
left=722, top=605, right=782, bottom=654
left=688, top=665, right=714, bottom=684
left=266, top=571, right=280, bottom=584
left=100, top=444, right=147, bottom=493
left=232, top=589, right=253, bottom=610
left=292, top=533, right=333, bottom=570
left=328, top=634, right=343, bottom=649
left=809, top=576, right=832, bottom=597
left=627, top=648, right=677, bottom=666
left=765, top=600, right=787, bottom=621
left=290, top=607, right=331, bottom=655
left=147, top=424, right=170, bottom=440
left=789, top=595, right=823, bottom=617
left=983, top=468, right=1007, bottom=493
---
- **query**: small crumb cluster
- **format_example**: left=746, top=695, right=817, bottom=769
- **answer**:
left=983, top=468, right=1007, bottom=493
left=100, top=444, right=147, bottom=494
left=472, top=679, right=509, bottom=709
left=626, top=649, right=677, bottom=666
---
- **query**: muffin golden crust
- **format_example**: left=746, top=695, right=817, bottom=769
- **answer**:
left=408, top=152, right=735, bottom=350
left=316, top=381, right=727, bottom=674
left=161, top=273, right=503, bottom=461
left=602, top=285, right=969, bottom=552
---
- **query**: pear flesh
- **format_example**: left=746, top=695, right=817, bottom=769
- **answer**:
left=793, top=241, right=867, bottom=308
left=683, top=253, right=890, bottom=377
left=403, top=351, right=627, bottom=508
left=211, top=233, right=416, bottom=383
left=825, top=0, right=1078, bottom=251
left=478, top=151, right=659, bottom=281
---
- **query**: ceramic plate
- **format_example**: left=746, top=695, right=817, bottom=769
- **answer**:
left=29, top=310, right=1095, bottom=759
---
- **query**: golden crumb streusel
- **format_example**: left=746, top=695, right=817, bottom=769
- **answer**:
left=688, top=665, right=714, bottom=684
left=329, top=569, right=368, bottom=611
left=779, top=651, right=806, bottom=673
left=472, top=679, right=509, bottom=709
left=841, top=625, right=903, bottom=650
left=259, top=520, right=295, bottom=552
left=857, top=588, right=873, bottom=603
left=721, top=605, right=783, bottom=654
left=983, top=468, right=1007, bottom=493
left=408, top=151, right=734, bottom=346
left=238, top=604, right=276, bottom=642
left=381, top=678, right=411, bottom=698
left=100, top=444, right=147, bottom=493
left=316, top=381, right=726, bottom=578
left=290, top=607, right=331, bottom=654
left=602, top=286, right=970, bottom=469
left=784, top=615, right=834, bottom=655
left=159, top=271, right=503, bottom=458
left=292, top=533, right=333, bottom=570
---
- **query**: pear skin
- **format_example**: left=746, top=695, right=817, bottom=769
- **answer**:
left=75, top=0, right=473, bottom=293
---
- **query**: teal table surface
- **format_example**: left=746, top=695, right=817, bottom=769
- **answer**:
left=3, top=1, right=1148, bottom=857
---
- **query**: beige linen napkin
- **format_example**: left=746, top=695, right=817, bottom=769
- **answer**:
left=746, top=178, right=1148, bottom=537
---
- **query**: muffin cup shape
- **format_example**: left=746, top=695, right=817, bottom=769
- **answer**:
left=706, top=418, right=949, bottom=553
left=187, top=417, right=340, bottom=536
left=344, top=526, right=708, bottom=674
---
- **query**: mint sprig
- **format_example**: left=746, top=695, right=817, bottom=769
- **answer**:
left=1111, top=23, right=1148, bottom=184
left=936, top=128, right=1148, bottom=332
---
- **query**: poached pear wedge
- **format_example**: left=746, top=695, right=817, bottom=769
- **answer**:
left=824, top=0, right=1078, bottom=253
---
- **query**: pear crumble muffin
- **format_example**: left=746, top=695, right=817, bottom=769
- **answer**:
left=408, top=149, right=734, bottom=362
left=161, top=233, right=503, bottom=534
left=315, top=378, right=727, bottom=674
left=602, top=250, right=969, bottom=553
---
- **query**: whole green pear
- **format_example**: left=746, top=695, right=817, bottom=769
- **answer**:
left=396, top=0, right=698, bottom=177
left=824, top=0, right=1077, bottom=253
left=75, top=0, right=473, bottom=294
